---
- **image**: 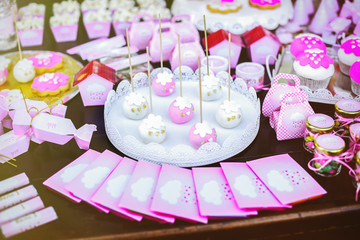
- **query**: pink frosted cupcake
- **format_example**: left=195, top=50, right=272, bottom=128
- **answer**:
left=338, top=38, right=360, bottom=76
left=290, top=33, right=327, bottom=58
left=293, top=50, right=334, bottom=90
left=350, top=61, right=360, bottom=96
left=249, top=0, right=281, bottom=9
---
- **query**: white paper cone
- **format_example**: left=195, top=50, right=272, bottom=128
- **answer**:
left=309, top=1, right=330, bottom=34
left=304, top=0, right=314, bottom=15
left=293, top=0, right=309, bottom=25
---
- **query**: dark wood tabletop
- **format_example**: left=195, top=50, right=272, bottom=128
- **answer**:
left=1, top=0, right=359, bottom=240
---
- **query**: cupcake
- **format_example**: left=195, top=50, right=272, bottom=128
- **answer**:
left=338, top=38, right=360, bottom=76
left=290, top=33, right=327, bottom=58
left=350, top=61, right=360, bottom=96
left=293, top=49, right=334, bottom=90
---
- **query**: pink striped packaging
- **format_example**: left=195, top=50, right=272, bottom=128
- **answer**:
left=151, top=164, right=207, bottom=224
left=0, top=185, right=38, bottom=211
left=65, top=150, right=122, bottom=213
left=91, top=157, right=143, bottom=221
left=246, top=154, right=327, bottom=205
left=0, top=207, right=57, bottom=238
left=118, top=161, right=175, bottom=223
left=43, top=149, right=101, bottom=203
left=192, top=167, right=258, bottom=218
left=220, top=162, right=291, bottom=210
left=0, top=196, right=44, bottom=225
left=0, top=173, right=29, bottom=195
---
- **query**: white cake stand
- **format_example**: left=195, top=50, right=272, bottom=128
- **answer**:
left=171, top=0, right=294, bottom=34
left=104, top=66, right=260, bottom=167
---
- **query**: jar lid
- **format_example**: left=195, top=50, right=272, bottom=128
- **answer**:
left=357, top=151, right=360, bottom=165
left=306, top=113, right=334, bottom=133
left=350, top=123, right=360, bottom=139
left=235, top=62, right=264, bottom=79
left=335, top=99, right=360, bottom=118
left=314, top=133, right=345, bottom=156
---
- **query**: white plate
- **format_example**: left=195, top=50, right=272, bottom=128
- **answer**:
left=105, top=66, right=260, bottom=167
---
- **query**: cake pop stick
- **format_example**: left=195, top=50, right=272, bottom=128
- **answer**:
left=146, top=47, right=153, bottom=114
left=198, top=57, right=203, bottom=123
left=159, top=15, right=163, bottom=73
left=12, top=0, right=22, bottom=60
left=126, top=28, right=134, bottom=92
left=178, top=34, right=182, bottom=97
left=228, top=33, right=231, bottom=102
left=203, top=15, right=209, bottom=76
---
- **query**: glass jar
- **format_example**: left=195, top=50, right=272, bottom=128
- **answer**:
left=334, top=99, right=360, bottom=135
left=0, top=0, right=16, bottom=51
left=304, top=113, right=335, bottom=153
left=311, top=133, right=345, bottom=177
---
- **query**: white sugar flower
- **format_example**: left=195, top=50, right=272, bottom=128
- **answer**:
left=173, top=97, right=192, bottom=110
left=38, top=73, right=55, bottom=83
left=125, top=92, right=146, bottom=106
left=220, top=100, right=241, bottom=114
left=143, top=114, right=165, bottom=130
left=155, top=72, right=174, bottom=86
left=202, top=75, right=220, bottom=89
left=193, top=121, right=213, bottom=138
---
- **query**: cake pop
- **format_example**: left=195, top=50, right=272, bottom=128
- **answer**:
left=122, top=28, right=148, bottom=120
left=152, top=15, right=176, bottom=97
left=139, top=47, right=166, bottom=143
left=189, top=57, right=217, bottom=149
left=168, top=35, right=194, bottom=124
left=216, top=33, right=242, bottom=128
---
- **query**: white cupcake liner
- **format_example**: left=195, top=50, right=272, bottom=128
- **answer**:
left=339, top=59, right=351, bottom=76
left=351, top=80, right=360, bottom=96
left=297, top=75, right=331, bottom=90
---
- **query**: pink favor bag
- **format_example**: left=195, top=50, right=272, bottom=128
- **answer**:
left=262, top=73, right=301, bottom=117
left=273, top=91, right=314, bottom=141
left=129, top=14, right=155, bottom=51
left=171, top=15, right=200, bottom=43
left=150, top=23, right=177, bottom=62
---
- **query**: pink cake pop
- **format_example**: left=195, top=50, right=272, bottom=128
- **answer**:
left=189, top=57, right=217, bottom=149
left=168, top=35, right=194, bottom=124
left=152, top=15, right=176, bottom=97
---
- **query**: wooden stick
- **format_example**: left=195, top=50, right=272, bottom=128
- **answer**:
left=203, top=15, right=209, bottom=76
left=228, top=33, right=231, bottom=102
left=126, top=28, right=134, bottom=92
left=146, top=47, right=153, bottom=114
left=20, top=88, right=28, bottom=112
left=198, top=57, right=202, bottom=124
left=178, top=35, right=182, bottom=97
left=12, top=1, right=22, bottom=60
left=159, top=15, right=163, bottom=73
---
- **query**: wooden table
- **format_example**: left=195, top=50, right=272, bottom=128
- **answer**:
left=1, top=0, right=359, bottom=239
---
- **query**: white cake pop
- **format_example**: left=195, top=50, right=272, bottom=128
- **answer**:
left=13, top=59, right=35, bottom=83
left=168, top=96, right=194, bottom=124
left=201, top=74, right=222, bottom=101
left=152, top=71, right=176, bottom=96
left=216, top=100, right=242, bottom=128
left=189, top=121, right=217, bottom=149
left=122, top=92, right=149, bottom=120
left=139, top=113, right=166, bottom=143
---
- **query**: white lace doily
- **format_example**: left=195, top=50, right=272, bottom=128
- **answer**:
left=171, top=0, right=293, bottom=34
left=105, top=66, right=260, bottom=167
left=267, top=46, right=360, bottom=105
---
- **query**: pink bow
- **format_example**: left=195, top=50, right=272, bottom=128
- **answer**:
left=335, top=113, right=360, bottom=128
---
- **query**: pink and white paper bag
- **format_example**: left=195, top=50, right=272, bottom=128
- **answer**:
left=247, top=154, right=327, bottom=205
left=91, top=157, right=143, bottom=221
left=192, top=167, right=258, bottom=217
left=220, top=162, right=291, bottom=210
left=118, top=161, right=175, bottom=223
left=150, top=164, right=208, bottom=223
left=65, top=150, right=122, bottom=212
left=43, top=149, right=101, bottom=203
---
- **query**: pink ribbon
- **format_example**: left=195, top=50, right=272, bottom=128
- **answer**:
left=335, top=113, right=360, bottom=128
left=232, top=74, right=270, bottom=91
left=303, top=129, right=319, bottom=151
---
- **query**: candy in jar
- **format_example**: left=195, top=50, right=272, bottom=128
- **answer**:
left=304, top=113, right=334, bottom=152
left=334, top=99, right=360, bottom=135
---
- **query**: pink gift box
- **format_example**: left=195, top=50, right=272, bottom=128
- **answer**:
left=43, top=149, right=101, bottom=203
left=192, top=167, right=258, bottom=218
left=118, top=161, right=175, bottom=223
left=51, top=24, right=78, bottom=42
left=65, top=150, right=122, bottom=212
left=151, top=164, right=208, bottom=223
left=112, top=21, right=131, bottom=36
left=18, top=29, right=44, bottom=47
left=84, top=21, right=111, bottom=39
left=220, top=162, right=291, bottom=210
left=0, top=130, right=30, bottom=163
left=247, top=154, right=327, bottom=205
left=91, top=157, right=143, bottom=221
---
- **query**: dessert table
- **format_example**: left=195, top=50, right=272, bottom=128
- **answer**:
left=0, top=0, right=359, bottom=239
